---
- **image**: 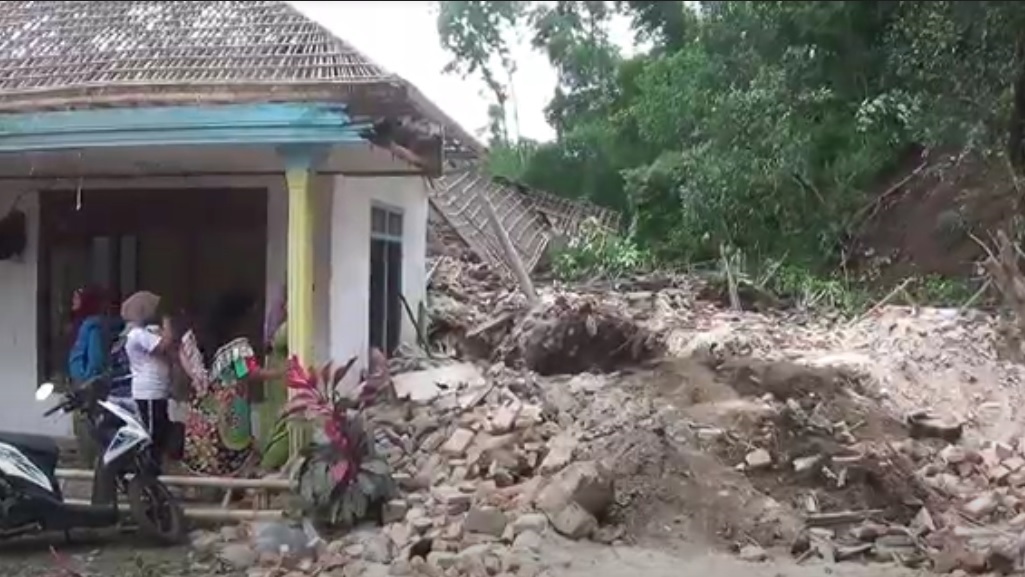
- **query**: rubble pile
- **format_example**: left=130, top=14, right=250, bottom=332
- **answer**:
left=427, top=259, right=664, bottom=375
left=190, top=358, right=624, bottom=577
left=498, top=295, right=663, bottom=375
left=184, top=258, right=1025, bottom=576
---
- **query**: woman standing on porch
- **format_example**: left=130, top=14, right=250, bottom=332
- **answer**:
left=258, top=285, right=290, bottom=470
left=120, top=290, right=176, bottom=469
left=67, top=286, right=121, bottom=384
left=179, top=291, right=283, bottom=477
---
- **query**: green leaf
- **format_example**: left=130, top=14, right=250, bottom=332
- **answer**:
left=355, top=472, right=376, bottom=499
left=361, top=459, right=390, bottom=476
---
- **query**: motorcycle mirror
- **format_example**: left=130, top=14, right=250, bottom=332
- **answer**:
left=35, top=382, right=55, bottom=402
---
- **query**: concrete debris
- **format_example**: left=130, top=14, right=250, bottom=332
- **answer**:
left=745, top=449, right=773, bottom=470
left=181, top=258, right=1025, bottom=576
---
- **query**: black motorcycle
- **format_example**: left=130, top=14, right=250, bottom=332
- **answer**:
left=0, top=378, right=185, bottom=543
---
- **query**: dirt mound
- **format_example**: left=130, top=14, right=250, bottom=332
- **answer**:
left=703, top=359, right=933, bottom=522
left=500, top=297, right=664, bottom=375
left=850, top=150, right=1012, bottom=286
left=602, top=427, right=801, bottom=549
left=575, top=356, right=944, bottom=554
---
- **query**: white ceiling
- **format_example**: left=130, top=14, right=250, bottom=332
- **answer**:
left=0, top=142, right=419, bottom=178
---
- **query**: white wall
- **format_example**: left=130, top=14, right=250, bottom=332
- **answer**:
left=328, top=175, right=430, bottom=373
left=0, top=188, right=54, bottom=436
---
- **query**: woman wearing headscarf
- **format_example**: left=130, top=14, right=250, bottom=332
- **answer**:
left=120, top=290, right=176, bottom=468
left=178, top=290, right=282, bottom=477
left=257, top=284, right=290, bottom=469
left=67, top=286, right=121, bottom=384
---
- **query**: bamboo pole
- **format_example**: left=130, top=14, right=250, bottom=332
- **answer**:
left=481, top=191, right=539, bottom=305
left=63, top=499, right=285, bottom=521
left=55, top=468, right=293, bottom=490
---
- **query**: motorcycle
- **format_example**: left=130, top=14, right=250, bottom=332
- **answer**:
left=0, top=377, right=186, bottom=543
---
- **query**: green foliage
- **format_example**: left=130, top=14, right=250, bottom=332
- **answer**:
left=284, top=356, right=397, bottom=528
left=551, top=218, right=649, bottom=281
left=906, top=274, right=977, bottom=307
left=436, top=0, right=1025, bottom=292
left=296, top=415, right=397, bottom=529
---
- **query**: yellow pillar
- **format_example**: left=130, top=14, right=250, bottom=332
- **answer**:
left=280, top=145, right=323, bottom=456
left=285, top=165, right=314, bottom=369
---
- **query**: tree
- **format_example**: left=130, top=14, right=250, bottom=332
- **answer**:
left=437, top=0, right=1025, bottom=270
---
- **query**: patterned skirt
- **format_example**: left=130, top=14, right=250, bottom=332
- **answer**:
left=181, top=337, right=256, bottom=477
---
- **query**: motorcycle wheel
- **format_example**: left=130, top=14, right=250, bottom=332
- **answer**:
left=126, top=476, right=186, bottom=544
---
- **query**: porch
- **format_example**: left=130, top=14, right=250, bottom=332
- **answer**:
left=0, top=103, right=432, bottom=438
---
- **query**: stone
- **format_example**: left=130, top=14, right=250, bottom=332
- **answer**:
left=393, top=363, right=485, bottom=403
left=1009, top=472, right=1025, bottom=488
left=432, top=485, right=473, bottom=515
left=464, top=506, right=508, bottom=537
left=490, top=404, right=522, bottom=434
left=511, top=513, right=548, bottom=536
left=910, top=507, right=936, bottom=535
left=345, top=544, right=366, bottom=558
left=513, top=530, right=543, bottom=552
left=792, top=455, right=822, bottom=474
left=850, top=522, right=886, bottom=542
left=549, top=501, right=598, bottom=540
left=738, top=544, right=768, bottom=562
left=695, top=427, right=725, bottom=441
left=190, top=530, right=220, bottom=554
left=536, top=461, right=614, bottom=518
left=930, top=549, right=960, bottom=574
left=363, top=534, right=394, bottom=564
left=383, top=500, right=409, bottom=524
left=441, top=428, right=476, bottom=456
left=538, top=431, right=578, bottom=475
left=964, top=492, right=1000, bottom=518
left=989, top=465, right=1012, bottom=484
left=987, top=539, right=1019, bottom=575
left=426, top=551, right=458, bottom=569
left=995, top=442, right=1016, bottom=461
left=388, top=559, right=413, bottom=576
left=218, top=544, right=259, bottom=570
left=386, top=523, right=411, bottom=549
left=411, top=517, right=434, bottom=534
left=940, top=445, right=967, bottom=465
left=745, top=449, right=772, bottom=470
left=1005, top=456, right=1025, bottom=472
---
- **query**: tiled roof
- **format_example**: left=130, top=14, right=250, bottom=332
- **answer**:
left=0, top=1, right=406, bottom=112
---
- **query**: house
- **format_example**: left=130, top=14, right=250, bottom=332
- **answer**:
left=0, top=0, right=469, bottom=437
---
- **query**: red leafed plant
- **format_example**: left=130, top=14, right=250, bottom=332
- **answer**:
left=282, top=350, right=396, bottom=527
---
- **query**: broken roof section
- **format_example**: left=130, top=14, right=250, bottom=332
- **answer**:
left=431, top=166, right=622, bottom=275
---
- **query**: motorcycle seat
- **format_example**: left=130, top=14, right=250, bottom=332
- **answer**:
left=0, top=431, right=59, bottom=458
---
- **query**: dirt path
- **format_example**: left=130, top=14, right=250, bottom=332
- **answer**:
left=543, top=539, right=925, bottom=577
left=0, top=531, right=192, bottom=577
left=0, top=531, right=926, bottom=577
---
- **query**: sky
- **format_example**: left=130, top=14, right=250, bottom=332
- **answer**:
left=290, top=1, right=637, bottom=145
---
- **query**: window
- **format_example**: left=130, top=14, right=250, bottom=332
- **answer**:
left=369, top=205, right=403, bottom=355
